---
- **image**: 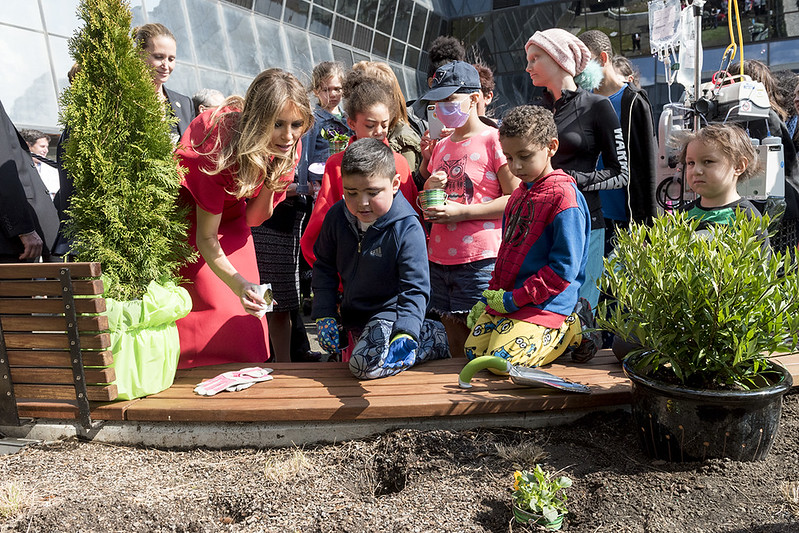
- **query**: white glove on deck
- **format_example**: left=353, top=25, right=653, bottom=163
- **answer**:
left=193, top=367, right=274, bottom=396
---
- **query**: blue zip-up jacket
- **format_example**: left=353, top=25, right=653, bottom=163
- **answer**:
left=312, top=192, right=429, bottom=340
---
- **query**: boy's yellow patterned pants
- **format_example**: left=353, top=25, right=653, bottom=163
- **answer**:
left=464, top=312, right=583, bottom=368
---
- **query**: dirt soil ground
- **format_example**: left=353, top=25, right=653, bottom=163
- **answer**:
left=1, top=390, right=798, bottom=532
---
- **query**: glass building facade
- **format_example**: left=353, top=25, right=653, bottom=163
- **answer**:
left=0, top=0, right=448, bottom=132
left=3, top=0, right=799, bottom=133
left=447, top=0, right=799, bottom=118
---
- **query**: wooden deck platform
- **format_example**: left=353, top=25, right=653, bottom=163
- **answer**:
left=15, top=350, right=799, bottom=427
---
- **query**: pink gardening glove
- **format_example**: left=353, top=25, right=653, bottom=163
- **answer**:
left=193, top=367, right=273, bottom=396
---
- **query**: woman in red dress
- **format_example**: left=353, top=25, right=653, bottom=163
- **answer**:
left=175, top=69, right=312, bottom=368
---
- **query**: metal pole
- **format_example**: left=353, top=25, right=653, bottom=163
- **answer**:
left=693, top=1, right=703, bottom=131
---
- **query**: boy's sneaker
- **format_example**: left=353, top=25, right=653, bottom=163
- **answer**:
left=569, top=298, right=601, bottom=363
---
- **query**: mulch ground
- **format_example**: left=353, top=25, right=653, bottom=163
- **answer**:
left=1, top=390, right=798, bottom=532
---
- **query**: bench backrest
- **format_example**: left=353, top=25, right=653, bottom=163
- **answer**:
left=0, top=262, right=116, bottom=428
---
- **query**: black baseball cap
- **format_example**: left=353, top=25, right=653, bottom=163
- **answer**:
left=421, top=61, right=482, bottom=102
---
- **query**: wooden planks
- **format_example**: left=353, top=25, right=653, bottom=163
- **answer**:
left=13, top=383, right=118, bottom=402
left=0, top=261, right=117, bottom=424
left=6, top=350, right=113, bottom=367
left=4, top=332, right=110, bottom=350
left=12, top=351, right=799, bottom=426
left=1, top=315, right=108, bottom=332
left=0, top=297, right=106, bottom=315
left=16, top=399, right=130, bottom=421
left=0, top=262, right=101, bottom=279
left=10, top=367, right=116, bottom=384
left=0, top=280, right=104, bottom=297
left=121, top=352, right=633, bottom=423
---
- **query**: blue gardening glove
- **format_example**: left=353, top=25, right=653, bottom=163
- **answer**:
left=483, top=289, right=519, bottom=315
left=385, top=334, right=418, bottom=370
left=315, top=317, right=340, bottom=355
left=466, top=300, right=487, bottom=330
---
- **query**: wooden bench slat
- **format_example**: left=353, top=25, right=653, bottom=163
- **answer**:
left=16, top=399, right=129, bottom=421
left=172, top=354, right=624, bottom=381
left=147, top=377, right=626, bottom=402
left=1, top=315, right=109, bottom=332
left=0, top=297, right=106, bottom=314
left=122, top=384, right=633, bottom=422
left=0, top=262, right=101, bottom=279
left=4, top=332, right=111, bottom=350
left=0, top=262, right=112, bottom=428
left=0, top=280, right=104, bottom=297
left=7, top=350, right=114, bottom=367
left=171, top=366, right=625, bottom=391
left=13, top=384, right=118, bottom=402
left=10, top=367, right=115, bottom=385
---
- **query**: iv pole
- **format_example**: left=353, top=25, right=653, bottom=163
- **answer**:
left=692, top=0, right=703, bottom=131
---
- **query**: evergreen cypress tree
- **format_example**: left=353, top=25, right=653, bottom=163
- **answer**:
left=60, top=0, right=194, bottom=301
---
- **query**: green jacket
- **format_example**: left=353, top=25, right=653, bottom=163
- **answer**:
left=389, top=120, right=422, bottom=173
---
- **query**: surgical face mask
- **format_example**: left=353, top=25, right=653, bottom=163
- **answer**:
left=435, top=98, right=471, bottom=128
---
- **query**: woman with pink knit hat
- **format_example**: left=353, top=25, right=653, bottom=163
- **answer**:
left=525, top=28, right=629, bottom=310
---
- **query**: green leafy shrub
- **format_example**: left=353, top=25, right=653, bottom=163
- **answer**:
left=512, top=465, right=572, bottom=523
left=59, top=0, right=194, bottom=300
left=597, top=211, right=799, bottom=390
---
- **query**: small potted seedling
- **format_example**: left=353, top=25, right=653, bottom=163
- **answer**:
left=511, top=465, right=572, bottom=530
left=321, top=128, right=349, bottom=156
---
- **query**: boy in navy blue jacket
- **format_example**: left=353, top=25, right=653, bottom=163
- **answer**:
left=312, top=138, right=449, bottom=379
left=463, top=106, right=594, bottom=375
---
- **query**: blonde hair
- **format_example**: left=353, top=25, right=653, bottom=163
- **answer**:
left=678, top=124, right=759, bottom=182
left=134, top=23, right=175, bottom=50
left=352, top=61, right=408, bottom=129
left=200, top=69, right=313, bottom=199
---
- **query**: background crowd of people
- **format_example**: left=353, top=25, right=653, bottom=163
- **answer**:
left=3, top=20, right=799, bottom=379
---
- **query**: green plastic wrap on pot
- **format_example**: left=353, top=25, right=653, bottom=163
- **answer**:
left=104, top=280, right=192, bottom=400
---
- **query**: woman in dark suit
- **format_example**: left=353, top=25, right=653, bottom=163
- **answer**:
left=134, top=23, right=195, bottom=140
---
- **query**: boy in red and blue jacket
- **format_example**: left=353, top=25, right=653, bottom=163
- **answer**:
left=464, top=105, right=595, bottom=369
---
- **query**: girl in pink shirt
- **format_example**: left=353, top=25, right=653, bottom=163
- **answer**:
left=419, top=61, right=519, bottom=357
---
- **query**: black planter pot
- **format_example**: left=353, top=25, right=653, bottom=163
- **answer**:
left=622, top=359, right=793, bottom=462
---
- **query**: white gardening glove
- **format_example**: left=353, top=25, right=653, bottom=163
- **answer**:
left=193, top=367, right=274, bottom=396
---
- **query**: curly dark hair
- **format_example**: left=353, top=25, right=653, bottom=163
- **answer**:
left=578, top=29, right=612, bottom=57
left=341, top=69, right=396, bottom=121
left=499, top=105, right=558, bottom=147
left=428, top=36, right=466, bottom=77
left=473, top=63, right=495, bottom=97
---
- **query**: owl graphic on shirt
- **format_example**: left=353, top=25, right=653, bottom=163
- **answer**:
left=436, top=155, right=474, bottom=203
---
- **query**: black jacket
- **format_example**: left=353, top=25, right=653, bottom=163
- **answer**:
left=164, top=86, right=195, bottom=139
left=620, top=84, right=658, bottom=224
left=538, top=88, right=629, bottom=230
left=0, top=99, right=58, bottom=257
